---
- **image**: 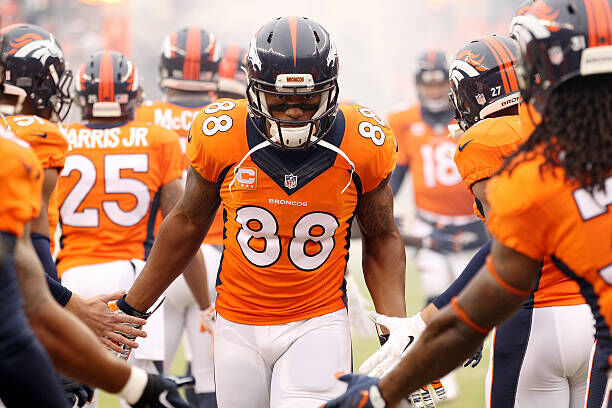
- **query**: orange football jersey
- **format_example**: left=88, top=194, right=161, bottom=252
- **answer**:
left=487, top=156, right=611, bottom=364
left=454, top=116, right=526, bottom=221
left=0, top=126, right=43, bottom=237
left=136, top=100, right=224, bottom=246
left=4, top=115, right=69, bottom=253
left=56, top=121, right=184, bottom=275
left=388, top=104, right=473, bottom=216
left=454, top=116, right=583, bottom=308
left=187, top=99, right=397, bottom=325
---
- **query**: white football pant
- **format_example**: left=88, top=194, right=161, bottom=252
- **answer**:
left=164, top=244, right=220, bottom=393
left=214, top=308, right=352, bottom=408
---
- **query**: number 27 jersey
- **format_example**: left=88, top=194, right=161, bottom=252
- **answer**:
left=187, top=99, right=397, bottom=325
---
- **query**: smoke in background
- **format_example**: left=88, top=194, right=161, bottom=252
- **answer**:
left=6, top=0, right=524, bottom=119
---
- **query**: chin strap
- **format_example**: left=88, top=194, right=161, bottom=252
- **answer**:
left=228, top=140, right=272, bottom=196
left=318, top=140, right=356, bottom=193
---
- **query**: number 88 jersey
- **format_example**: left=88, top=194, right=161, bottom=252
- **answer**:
left=55, top=122, right=183, bottom=275
left=187, top=99, right=397, bottom=325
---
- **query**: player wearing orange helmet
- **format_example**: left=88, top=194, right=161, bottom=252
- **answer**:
left=388, top=49, right=488, bottom=318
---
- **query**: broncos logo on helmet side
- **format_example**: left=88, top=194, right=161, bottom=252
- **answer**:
left=8, top=36, right=63, bottom=65
left=7, top=33, right=43, bottom=54
left=456, top=51, right=487, bottom=72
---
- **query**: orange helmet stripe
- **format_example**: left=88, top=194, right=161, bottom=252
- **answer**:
left=492, top=36, right=520, bottom=92
left=482, top=37, right=511, bottom=94
left=289, top=16, right=298, bottom=67
left=219, top=44, right=241, bottom=79
left=584, top=0, right=598, bottom=47
left=184, top=27, right=201, bottom=80
left=98, top=51, right=114, bottom=102
left=428, top=48, right=436, bottom=65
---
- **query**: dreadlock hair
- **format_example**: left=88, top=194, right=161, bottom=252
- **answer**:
left=499, top=73, right=612, bottom=192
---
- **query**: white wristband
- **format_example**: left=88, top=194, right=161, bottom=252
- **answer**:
left=414, top=313, right=427, bottom=333
left=118, top=366, right=148, bottom=404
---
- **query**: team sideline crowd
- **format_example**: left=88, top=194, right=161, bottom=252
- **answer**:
left=0, top=0, right=611, bottom=407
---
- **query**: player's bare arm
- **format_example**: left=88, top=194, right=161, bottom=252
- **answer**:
left=377, top=239, right=540, bottom=405
left=29, top=168, right=57, bottom=236
left=125, top=166, right=220, bottom=311
left=14, top=223, right=132, bottom=392
left=160, top=176, right=211, bottom=310
left=471, top=180, right=490, bottom=219
left=357, top=175, right=407, bottom=318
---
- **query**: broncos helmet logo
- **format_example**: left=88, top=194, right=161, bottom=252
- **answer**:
left=456, top=51, right=487, bottom=72
left=8, top=34, right=63, bottom=65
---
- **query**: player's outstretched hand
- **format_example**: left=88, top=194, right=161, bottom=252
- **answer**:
left=359, top=312, right=446, bottom=407
left=323, top=373, right=413, bottom=408
left=70, top=290, right=147, bottom=354
left=131, top=374, right=195, bottom=408
left=359, top=312, right=425, bottom=377
left=108, top=295, right=151, bottom=359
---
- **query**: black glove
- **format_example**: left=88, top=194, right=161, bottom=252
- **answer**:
left=131, top=374, right=195, bottom=408
left=60, top=376, right=94, bottom=407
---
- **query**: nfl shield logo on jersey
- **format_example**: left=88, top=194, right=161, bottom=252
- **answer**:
left=284, top=174, right=298, bottom=189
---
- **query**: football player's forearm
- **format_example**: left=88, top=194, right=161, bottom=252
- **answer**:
left=15, top=234, right=131, bottom=392
left=362, top=232, right=407, bottom=318
left=379, top=306, right=484, bottom=404
left=126, top=208, right=209, bottom=311
left=182, top=249, right=211, bottom=310
left=29, top=168, right=58, bottom=237
left=29, top=300, right=131, bottom=392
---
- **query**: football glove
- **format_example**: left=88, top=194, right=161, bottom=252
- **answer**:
left=60, top=376, right=94, bottom=407
left=324, top=373, right=412, bottom=408
left=359, top=312, right=446, bottom=407
left=346, top=274, right=374, bottom=338
left=108, top=295, right=152, bottom=360
left=131, top=374, right=194, bottom=408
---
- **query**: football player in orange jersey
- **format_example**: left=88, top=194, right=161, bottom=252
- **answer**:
left=360, top=34, right=598, bottom=408
left=388, top=49, right=488, bottom=310
left=387, top=48, right=488, bottom=400
left=56, top=50, right=210, bottom=398
left=0, top=22, right=148, bottom=353
left=114, top=16, right=412, bottom=408
left=324, top=1, right=612, bottom=407
left=136, top=26, right=224, bottom=407
left=0, top=67, right=191, bottom=407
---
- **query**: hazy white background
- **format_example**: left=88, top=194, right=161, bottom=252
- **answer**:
left=6, top=0, right=523, bottom=116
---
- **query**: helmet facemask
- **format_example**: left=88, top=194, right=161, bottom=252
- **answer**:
left=247, top=74, right=339, bottom=150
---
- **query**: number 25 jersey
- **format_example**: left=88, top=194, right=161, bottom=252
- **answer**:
left=56, top=122, right=183, bottom=275
left=187, top=99, right=397, bottom=325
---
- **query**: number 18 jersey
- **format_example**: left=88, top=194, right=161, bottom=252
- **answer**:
left=187, top=99, right=397, bottom=325
left=56, top=122, right=183, bottom=275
